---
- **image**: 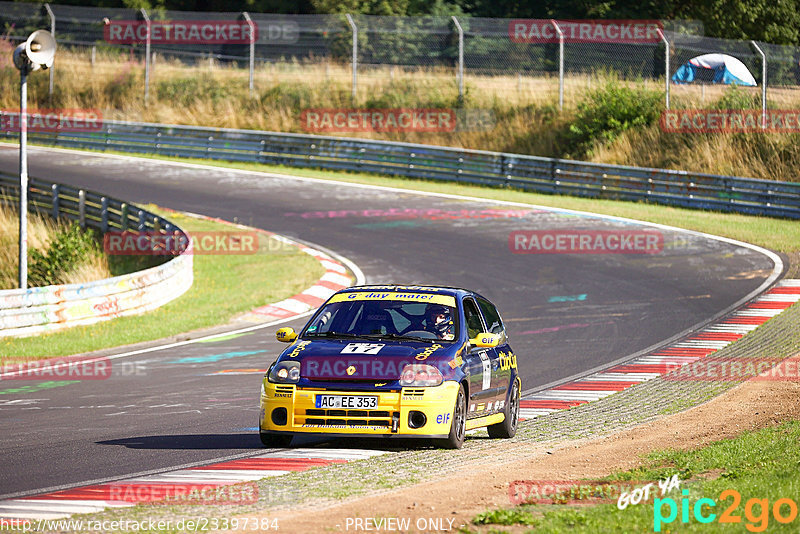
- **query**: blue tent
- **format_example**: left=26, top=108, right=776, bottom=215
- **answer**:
left=672, top=53, right=757, bottom=86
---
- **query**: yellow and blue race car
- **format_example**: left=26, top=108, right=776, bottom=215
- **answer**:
left=259, top=285, right=520, bottom=449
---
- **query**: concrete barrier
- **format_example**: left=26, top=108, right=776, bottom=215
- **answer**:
left=0, top=173, right=192, bottom=338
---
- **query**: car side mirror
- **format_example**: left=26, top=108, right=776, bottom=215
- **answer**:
left=276, top=327, right=298, bottom=343
left=469, top=333, right=500, bottom=348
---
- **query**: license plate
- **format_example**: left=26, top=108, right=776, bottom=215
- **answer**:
left=315, top=395, right=378, bottom=409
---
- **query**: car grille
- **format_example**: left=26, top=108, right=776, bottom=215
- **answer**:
left=302, top=409, right=396, bottom=427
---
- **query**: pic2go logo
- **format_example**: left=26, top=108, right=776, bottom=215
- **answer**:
left=654, top=489, right=799, bottom=532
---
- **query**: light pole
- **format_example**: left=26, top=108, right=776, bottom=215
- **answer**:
left=12, top=30, right=56, bottom=289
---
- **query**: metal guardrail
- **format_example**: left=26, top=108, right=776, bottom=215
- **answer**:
left=0, top=172, right=193, bottom=338
left=0, top=173, right=183, bottom=235
left=2, top=120, right=800, bottom=219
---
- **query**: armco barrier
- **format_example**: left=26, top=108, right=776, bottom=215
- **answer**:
left=3, top=119, right=799, bottom=219
left=0, top=172, right=193, bottom=338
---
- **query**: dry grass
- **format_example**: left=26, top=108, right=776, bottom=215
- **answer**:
left=0, top=202, right=54, bottom=289
left=0, top=202, right=112, bottom=290
left=592, top=120, right=800, bottom=180
left=3, top=45, right=800, bottom=181
left=52, top=252, right=111, bottom=286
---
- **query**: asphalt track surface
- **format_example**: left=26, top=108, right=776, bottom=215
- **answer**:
left=0, top=146, right=779, bottom=498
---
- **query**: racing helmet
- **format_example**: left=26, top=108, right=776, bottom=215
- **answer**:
left=425, top=304, right=453, bottom=338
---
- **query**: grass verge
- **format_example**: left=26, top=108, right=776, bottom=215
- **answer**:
left=0, top=206, right=325, bottom=359
left=469, top=420, right=800, bottom=533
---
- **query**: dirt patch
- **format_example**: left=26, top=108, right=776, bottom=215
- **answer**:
left=785, top=251, right=800, bottom=278
left=262, top=375, right=800, bottom=533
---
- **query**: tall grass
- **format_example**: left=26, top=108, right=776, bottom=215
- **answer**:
left=3, top=44, right=800, bottom=181
left=0, top=203, right=111, bottom=289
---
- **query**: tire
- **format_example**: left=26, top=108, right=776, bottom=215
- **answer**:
left=488, top=379, right=520, bottom=439
left=434, top=383, right=467, bottom=449
left=260, top=431, right=293, bottom=448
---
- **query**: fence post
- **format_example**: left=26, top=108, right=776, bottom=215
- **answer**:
left=242, top=12, right=255, bottom=97
left=44, top=3, right=55, bottom=98
left=18, top=68, right=29, bottom=289
left=78, top=190, right=86, bottom=229
left=750, top=41, right=767, bottom=130
left=345, top=14, right=357, bottom=102
left=100, top=197, right=108, bottom=233
left=550, top=19, right=564, bottom=111
left=141, top=8, right=151, bottom=105
left=452, top=16, right=464, bottom=104
left=51, top=183, right=59, bottom=220
left=659, top=29, right=670, bottom=109
left=121, top=203, right=128, bottom=231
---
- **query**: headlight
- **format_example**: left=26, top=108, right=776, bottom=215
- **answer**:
left=399, top=364, right=443, bottom=387
left=268, top=360, right=301, bottom=384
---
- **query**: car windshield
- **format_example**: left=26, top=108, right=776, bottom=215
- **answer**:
left=303, top=295, right=458, bottom=342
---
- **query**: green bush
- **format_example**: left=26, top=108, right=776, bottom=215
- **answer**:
left=259, top=82, right=318, bottom=109
left=712, top=84, right=764, bottom=110
left=157, top=75, right=234, bottom=106
left=362, top=78, right=459, bottom=109
left=561, top=80, right=662, bottom=157
left=105, top=68, right=141, bottom=109
left=28, top=222, right=100, bottom=287
left=473, top=508, right=536, bottom=526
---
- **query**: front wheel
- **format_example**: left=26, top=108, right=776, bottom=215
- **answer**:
left=434, top=383, right=466, bottom=449
left=260, top=431, right=293, bottom=448
left=488, top=379, right=520, bottom=439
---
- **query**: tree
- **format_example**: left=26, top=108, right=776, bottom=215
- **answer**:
left=310, top=0, right=411, bottom=16
left=690, top=0, right=800, bottom=45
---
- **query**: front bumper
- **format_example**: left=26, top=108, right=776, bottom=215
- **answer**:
left=260, top=380, right=460, bottom=438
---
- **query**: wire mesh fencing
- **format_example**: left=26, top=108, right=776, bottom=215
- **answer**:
left=4, top=2, right=800, bottom=107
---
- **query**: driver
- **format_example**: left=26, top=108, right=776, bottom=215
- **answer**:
left=425, top=304, right=454, bottom=340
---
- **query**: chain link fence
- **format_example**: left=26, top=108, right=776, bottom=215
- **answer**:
left=3, top=2, right=800, bottom=108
